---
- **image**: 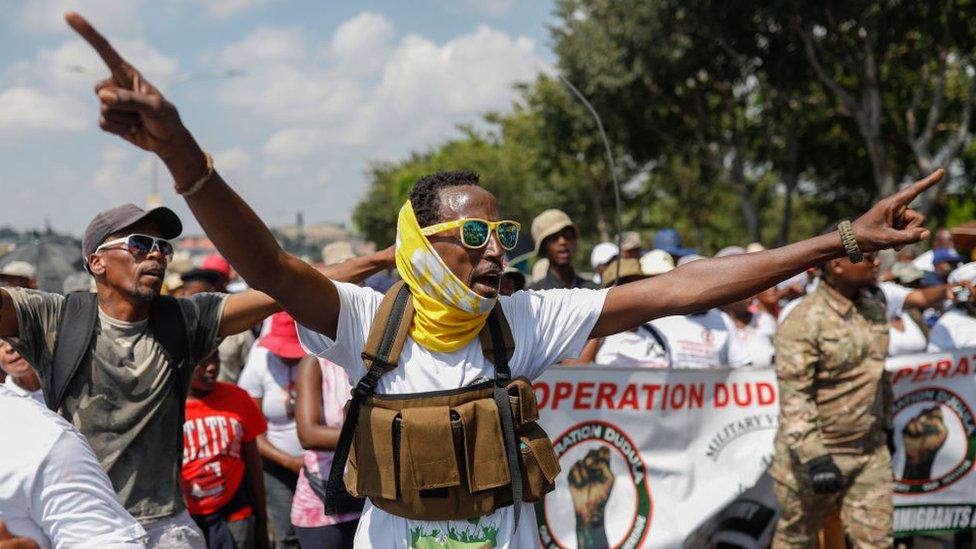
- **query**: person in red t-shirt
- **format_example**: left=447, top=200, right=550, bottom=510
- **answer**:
left=183, top=351, right=269, bottom=549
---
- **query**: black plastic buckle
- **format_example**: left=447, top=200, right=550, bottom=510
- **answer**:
left=354, top=371, right=380, bottom=399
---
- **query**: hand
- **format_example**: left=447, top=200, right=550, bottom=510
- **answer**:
left=850, top=170, right=943, bottom=252
left=66, top=13, right=206, bottom=185
left=568, top=447, right=613, bottom=548
left=0, top=521, right=40, bottom=549
left=806, top=455, right=844, bottom=494
left=287, top=455, right=305, bottom=474
left=902, top=406, right=949, bottom=481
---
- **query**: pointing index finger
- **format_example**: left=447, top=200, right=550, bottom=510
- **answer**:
left=896, top=168, right=944, bottom=205
left=65, top=12, right=129, bottom=80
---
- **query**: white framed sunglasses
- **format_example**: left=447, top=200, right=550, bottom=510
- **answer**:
left=94, top=234, right=175, bottom=261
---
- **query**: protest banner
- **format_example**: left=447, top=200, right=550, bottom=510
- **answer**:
left=534, top=350, right=976, bottom=546
left=532, top=366, right=780, bottom=548
left=886, top=349, right=976, bottom=536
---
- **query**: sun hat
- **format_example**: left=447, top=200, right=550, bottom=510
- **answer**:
left=640, top=249, right=675, bottom=276
left=590, top=242, right=619, bottom=270
left=531, top=209, right=575, bottom=256
left=0, top=261, right=36, bottom=280
left=652, top=228, right=697, bottom=258
left=201, top=254, right=231, bottom=280
left=601, top=258, right=646, bottom=287
left=258, top=311, right=306, bottom=359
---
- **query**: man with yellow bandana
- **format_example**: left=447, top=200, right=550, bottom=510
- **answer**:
left=70, top=13, right=943, bottom=548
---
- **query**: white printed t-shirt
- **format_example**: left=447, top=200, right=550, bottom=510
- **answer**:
left=595, top=327, right=669, bottom=368
left=0, top=385, right=146, bottom=548
left=649, top=310, right=749, bottom=368
left=297, top=282, right=608, bottom=549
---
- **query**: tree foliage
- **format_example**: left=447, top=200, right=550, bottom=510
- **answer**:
left=353, top=0, right=976, bottom=257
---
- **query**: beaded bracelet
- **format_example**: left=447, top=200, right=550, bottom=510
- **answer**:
left=176, top=152, right=214, bottom=197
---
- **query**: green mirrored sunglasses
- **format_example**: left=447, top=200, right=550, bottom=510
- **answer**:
left=421, top=218, right=521, bottom=250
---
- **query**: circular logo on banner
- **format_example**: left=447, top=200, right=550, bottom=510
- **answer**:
left=536, top=420, right=652, bottom=549
left=892, top=387, right=976, bottom=494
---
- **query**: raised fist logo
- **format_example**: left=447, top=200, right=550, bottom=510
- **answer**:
left=569, top=447, right=614, bottom=548
left=901, top=406, right=949, bottom=481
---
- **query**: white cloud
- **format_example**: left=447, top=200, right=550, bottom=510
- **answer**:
left=213, top=14, right=543, bottom=149
left=196, top=0, right=270, bottom=19
left=0, top=37, right=179, bottom=138
left=263, top=128, right=322, bottom=160
left=461, top=0, right=518, bottom=16
left=215, top=26, right=305, bottom=68
left=13, top=0, right=145, bottom=35
left=214, top=147, right=252, bottom=177
left=0, top=87, right=87, bottom=132
left=327, top=12, right=396, bottom=75
left=92, top=145, right=152, bottom=195
left=9, top=38, right=180, bottom=90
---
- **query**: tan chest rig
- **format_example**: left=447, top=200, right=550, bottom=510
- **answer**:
left=323, top=282, right=560, bottom=530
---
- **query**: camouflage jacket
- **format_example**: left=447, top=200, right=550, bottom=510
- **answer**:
left=773, top=282, right=892, bottom=464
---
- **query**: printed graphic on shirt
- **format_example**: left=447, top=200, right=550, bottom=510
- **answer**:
left=410, top=517, right=499, bottom=548
left=537, top=420, right=652, bottom=549
left=183, top=415, right=245, bottom=500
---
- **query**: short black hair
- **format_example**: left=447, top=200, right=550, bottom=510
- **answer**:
left=409, top=171, right=481, bottom=228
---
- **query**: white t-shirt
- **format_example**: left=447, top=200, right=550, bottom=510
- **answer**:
left=751, top=310, right=778, bottom=340
left=0, top=385, right=146, bottom=548
left=728, top=323, right=775, bottom=368
left=649, top=310, right=749, bottom=368
left=913, top=249, right=935, bottom=272
left=928, top=307, right=976, bottom=351
left=297, top=282, right=607, bottom=549
left=595, top=326, right=669, bottom=368
left=2, top=376, right=44, bottom=404
left=238, top=346, right=304, bottom=457
left=888, top=312, right=928, bottom=356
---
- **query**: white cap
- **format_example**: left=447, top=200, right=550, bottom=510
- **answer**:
left=640, top=249, right=675, bottom=275
left=746, top=242, right=766, bottom=253
left=590, top=242, right=619, bottom=269
left=715, top=246, right=746, bottom=258
left=949, top=262, right=976, bottom=285
left=676, top=254, right=705, bottom=267
left=0, top=261, right=35, bottom=279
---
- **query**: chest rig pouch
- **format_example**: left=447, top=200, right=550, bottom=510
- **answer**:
left=323, top=282, right=560, bottom=529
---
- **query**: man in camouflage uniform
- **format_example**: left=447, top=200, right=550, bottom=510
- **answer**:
left=771, top=249, right=893, bottom=547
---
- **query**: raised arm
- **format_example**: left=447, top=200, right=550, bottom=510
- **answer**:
left=66, top=13, right=355, bottom=340
left=591, top=170, right=941, bottom=338
left=218, top=247, right=395, bottom=337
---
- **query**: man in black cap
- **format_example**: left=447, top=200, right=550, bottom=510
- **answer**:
left=0, top=203, right=388, bottom=548
left=0, top=203, right=277, bottom=547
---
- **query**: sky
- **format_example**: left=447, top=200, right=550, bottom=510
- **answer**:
left=0, top=0, right=557, bottom=236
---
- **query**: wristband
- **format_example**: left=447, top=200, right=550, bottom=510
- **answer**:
left=176, top=152, right=214, bottom=197
left=838, top=220, right=863, bottom=264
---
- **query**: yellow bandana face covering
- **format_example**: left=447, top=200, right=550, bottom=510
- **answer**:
left=395, top=201, right=495, bottom=353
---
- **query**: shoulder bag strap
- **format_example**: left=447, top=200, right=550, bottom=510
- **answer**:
left=324, top=281, right=413, bottom=515
left=48, top=292, right=99, bottom=412
left=485, top=306, right=522, bottom=532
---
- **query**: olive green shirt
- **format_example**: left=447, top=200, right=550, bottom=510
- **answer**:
left=4, top=288, right=227, bottom=523
left=772, top=282, right=892, bottom=466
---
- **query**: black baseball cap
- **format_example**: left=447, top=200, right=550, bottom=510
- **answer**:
left=82, top=203, right=183, bottom=264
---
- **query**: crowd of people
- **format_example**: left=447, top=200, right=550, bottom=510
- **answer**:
left=1, top=11, right=975, bottom=549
